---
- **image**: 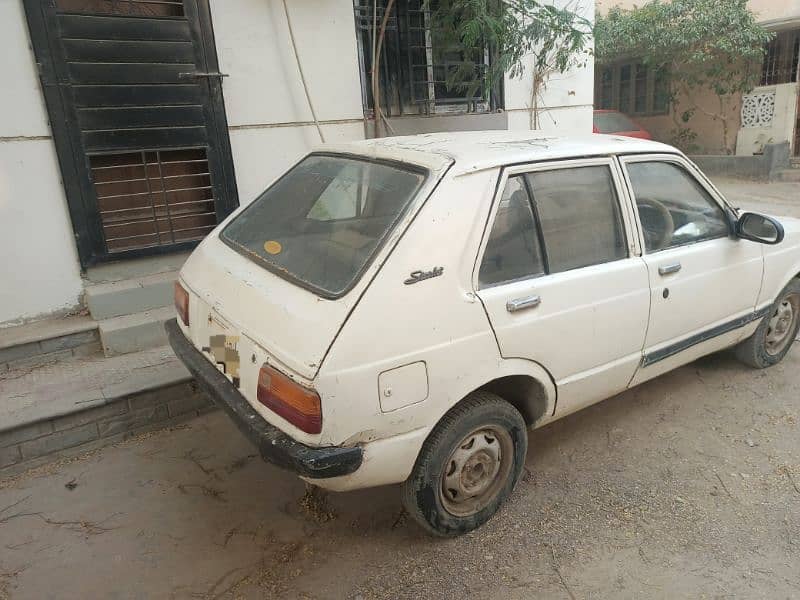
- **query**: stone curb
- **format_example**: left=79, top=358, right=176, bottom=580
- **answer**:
left=0, top=377, right=215, bottom=475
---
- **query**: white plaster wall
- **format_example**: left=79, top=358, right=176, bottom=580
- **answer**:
left=0, top=0, right=83, bottom=326
left=210, top=0, right=366, bottom=202
left=229, top=122, right=365, bottom=204
left=736, top=84, right=800, bottom=155
left=504, top=0, right=595, bottom=134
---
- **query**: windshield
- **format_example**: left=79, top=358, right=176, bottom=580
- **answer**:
left=221, top=154, right=427, bottom=298
left=594, top=112, right=639, bottom=133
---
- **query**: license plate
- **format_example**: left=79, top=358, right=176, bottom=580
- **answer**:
left=202, top=312, right=241, bottom=388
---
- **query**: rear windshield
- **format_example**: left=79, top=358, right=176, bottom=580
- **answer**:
left=221, top=154, right=427, bottom=298
left=594, top=112, right=639, bottom=134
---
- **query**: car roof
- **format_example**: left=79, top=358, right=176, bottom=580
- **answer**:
left=319, top=130, right=678, bottom=176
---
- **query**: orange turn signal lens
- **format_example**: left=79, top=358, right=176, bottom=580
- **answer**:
left=174, top=281, right=190, bottom=326
left=257, top=364, right=322, bottom=434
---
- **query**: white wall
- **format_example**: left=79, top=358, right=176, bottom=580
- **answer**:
left=0, top=0, right=83, bottom=327
left=211, top=0, right=597, bottom=204
left=209, top=0, right=366, bottom=203
left=504, top=0, right=595, bottom=135
left=0, top=0, right=596, bottom=327
left=736, top=84, right=800, bottom=155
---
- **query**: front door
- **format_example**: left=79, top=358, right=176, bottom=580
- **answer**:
left=24, top=0, right=238, bottom=266
left=620, top=155, right=764, bottom=385
left=476, top=159, right=650, bottom=418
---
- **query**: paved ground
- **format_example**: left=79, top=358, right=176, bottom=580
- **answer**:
left=715, top=178, right=800, bottom=219
left=0, top=179, right=798, bottom=599
left=1, top=347, right=798, bottom=599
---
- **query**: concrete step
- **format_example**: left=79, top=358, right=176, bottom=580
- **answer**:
left=86, top=270, right=177, bottom=320
left=98, top=306, right=175, bottom=357
left=84, top=251, right=189, bottom=284
left=0, top=344, right=211, bottom=475
left=773, top=169, right=800, bottom=183
left=0, top=315, right=101, bottom=370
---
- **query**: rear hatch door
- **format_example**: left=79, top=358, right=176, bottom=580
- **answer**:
left=180, top=150, right=451, bottom=382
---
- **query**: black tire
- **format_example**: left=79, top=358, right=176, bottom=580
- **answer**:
left=400, top=391, right=527, bottom=537
left=735, top=279, right=800, bottom=369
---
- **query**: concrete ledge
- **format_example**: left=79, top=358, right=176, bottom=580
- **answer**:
left=84, top=251, right=189, bottom=284
left=690, top=142, right=791, bottom=182
left=0, top=378, right=215, bottom=475
left=371, top=110, right=508, bottom=137
left=98, top=306, right=175, bottom=356
left=0, top=315, right=100, bottom=371
left=86, top=270, right=177, bottom=320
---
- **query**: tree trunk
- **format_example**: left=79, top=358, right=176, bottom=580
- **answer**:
left=529, top=75, right=540, bottom=130
left=371, top=0, right=396, bottom=138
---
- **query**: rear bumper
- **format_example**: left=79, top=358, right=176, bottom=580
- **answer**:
left=165, top=318, right=362, bottom=479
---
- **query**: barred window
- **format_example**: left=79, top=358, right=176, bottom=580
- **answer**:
left=761, top=30, right=800, bottom=86
left=595, top=62, right=670, bottom=117
left=353, top=0, right=502, bottom=117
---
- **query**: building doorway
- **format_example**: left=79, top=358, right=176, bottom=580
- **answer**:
left=24, top=0, right=238, bottom=266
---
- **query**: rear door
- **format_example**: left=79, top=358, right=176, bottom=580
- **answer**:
left=619, top=155, right=764, bottom=384
left=476, top=158, right=650, bottom=418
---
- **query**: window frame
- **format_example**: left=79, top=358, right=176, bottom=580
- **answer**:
left=474, top=157, right=639, bottom=291
left=219, top=151, right=431, bottom=300
left=596, top=62, right=670, bottom=117
left=477, top=174, right=547, bottom=289
left=617, top=153, right=737, bottom=256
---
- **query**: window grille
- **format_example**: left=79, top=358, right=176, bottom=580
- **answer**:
left=91, top=148, right=217, bottom=253
left=353, top=0, right=499, bottom=117
left=761, top=30, right=800, bottom=86
left=594, top=62, right=670, bottom=117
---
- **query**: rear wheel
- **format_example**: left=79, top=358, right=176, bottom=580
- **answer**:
left=735, top=279, right=800, bottom=369
left=400, top=392, right=527, bottom=537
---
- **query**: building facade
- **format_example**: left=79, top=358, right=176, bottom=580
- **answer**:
left=1, top=0, right=595, bottom=329
left=595, top=0, right=800, bottom=156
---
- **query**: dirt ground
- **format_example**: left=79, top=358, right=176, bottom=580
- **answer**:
left=1, top=344, right=799, bottom=599
left=1, top=180, right=799, bottom=599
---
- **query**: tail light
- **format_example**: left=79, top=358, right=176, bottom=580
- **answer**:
left=174, top=281, right=190, bottom=326
left=257, top=364, right=322, bottom=434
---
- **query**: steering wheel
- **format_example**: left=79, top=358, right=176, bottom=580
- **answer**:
left=637, top=198, right=674, bottom=251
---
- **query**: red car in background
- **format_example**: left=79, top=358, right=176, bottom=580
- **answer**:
left=593, top=110, right=653, bottom=140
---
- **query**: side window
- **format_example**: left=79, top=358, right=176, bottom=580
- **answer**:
left=479, top=176, right=545, bottom=287
left=526, top=166, right=627, bottom=274
left=626, top=161, right=730, bottom=252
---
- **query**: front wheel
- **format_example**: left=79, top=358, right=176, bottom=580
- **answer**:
left=735, top=279, right=800, bottom=369
left=400, top=392, right=527, bottom=537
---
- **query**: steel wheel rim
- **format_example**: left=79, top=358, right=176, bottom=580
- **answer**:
left=440, top=426, right=514, bottom=517
left=765, top=294, right=799, bottom=356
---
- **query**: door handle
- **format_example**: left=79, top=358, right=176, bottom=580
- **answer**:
left=658, top=263, right=682, bottom=276
left=506, top=295, right=541, bottom=313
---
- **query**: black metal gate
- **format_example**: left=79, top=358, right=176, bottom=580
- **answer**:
left=24, top=0, right=238, bottom=266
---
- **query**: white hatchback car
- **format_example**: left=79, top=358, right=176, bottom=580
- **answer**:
left=167, top=131, right=800, bottom=536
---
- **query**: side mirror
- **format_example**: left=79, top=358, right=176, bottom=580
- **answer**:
left=736, top=212, right=785, bottom=245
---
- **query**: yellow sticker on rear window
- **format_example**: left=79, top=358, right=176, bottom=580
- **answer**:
left=263, top=240, right=282, bottom=255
